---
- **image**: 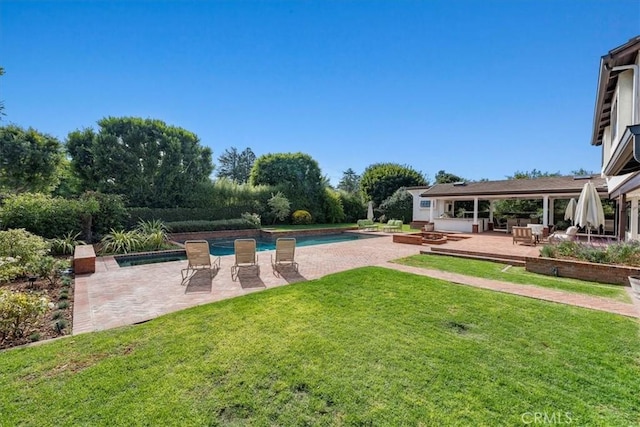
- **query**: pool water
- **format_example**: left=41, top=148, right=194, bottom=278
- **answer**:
left=115, top=251, right=187, bottom=267
left=208, top=233, right=379, bottom=256
left=115, top=232, right=380, bottom=267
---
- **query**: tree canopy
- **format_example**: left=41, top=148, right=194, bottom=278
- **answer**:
left=435, top=170, right=466, bottom=184
left=249, top=152, right=325, bottom=221
left=216, top=147, right=256, bottom=183
left=337, top=168, right=360, bottom=194
left=507, top=169, right=560, bottom=180
left=66, top=117, right=213, bottom=207
left=0, top=124, right=64, bottom=194
left=360, top=163, right=426, bottom=206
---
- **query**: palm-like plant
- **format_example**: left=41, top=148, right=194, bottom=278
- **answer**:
left=50, top=232, right=86, bottom=256
left=100, top=229, right=143, bottom=255
left=136, top=220, right=168, bottom=251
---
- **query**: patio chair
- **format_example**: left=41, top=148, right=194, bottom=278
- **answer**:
left=548, top=226, right=578, bottom=243
left=512, top=226, right=535, bottom=246
left=271, top=238, right=298, bottom=274
left=231, top=238, right=259, bottom=281
left=181, top=240, right=220, bottom=285
left=506, top=218, right=518, bottom=233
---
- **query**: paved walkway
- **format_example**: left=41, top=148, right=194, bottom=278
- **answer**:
left=73, top=233, right=640, bottom=334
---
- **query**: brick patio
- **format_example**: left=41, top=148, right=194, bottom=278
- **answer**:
left=73, top=231, right=640, bottom=334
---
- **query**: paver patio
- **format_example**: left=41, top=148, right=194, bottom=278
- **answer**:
left=73, top=232, right=640, bottom=334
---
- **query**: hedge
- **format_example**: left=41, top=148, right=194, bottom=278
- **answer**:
left=165, top=219, right=260, bottom=233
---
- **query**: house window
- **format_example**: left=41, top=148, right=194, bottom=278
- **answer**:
left=611, top=97, right=618, bottom=142
left=420, top=200, right=431, bottom=208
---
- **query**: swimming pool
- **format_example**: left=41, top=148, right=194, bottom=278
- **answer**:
left=207, top=233, right=380, bottom=256
left=115, top=250, right=187, bottom=267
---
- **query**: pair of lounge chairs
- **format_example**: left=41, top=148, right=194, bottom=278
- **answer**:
left=181, top=238, right=298, bottom=284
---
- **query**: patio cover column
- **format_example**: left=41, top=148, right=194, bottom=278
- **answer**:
left=542, top=196, right=549, bottom=226
left=549, top=198, right=555, bottom=225
left=429, top=199, right=434, bottom=221
left=472, top=197, right=479, bottom=233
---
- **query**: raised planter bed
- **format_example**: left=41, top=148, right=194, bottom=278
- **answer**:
left=525, top=257, right=639, bottom=286
left=393, top=233, right=423, bottom=245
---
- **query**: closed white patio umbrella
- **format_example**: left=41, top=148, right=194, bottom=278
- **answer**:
left=564, top=198, right=577, bottom=223
left=367, top=201, right=374, bottom=221
left=574, top=182, right=605, bottom=243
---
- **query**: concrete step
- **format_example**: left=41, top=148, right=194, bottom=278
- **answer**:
left=424, top=247, right=527, bottom=266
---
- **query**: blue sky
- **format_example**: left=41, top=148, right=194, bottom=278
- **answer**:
left=1, top=1, right=638, bottom=185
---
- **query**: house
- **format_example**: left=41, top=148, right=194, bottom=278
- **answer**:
left=591, top=35, right=640, bottom=240
left=408, top=176, right=609, bottom=234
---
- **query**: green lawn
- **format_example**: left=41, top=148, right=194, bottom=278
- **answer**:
left=394, top=254, right=631, bottom=302
left=1, top=267, right=638, bottom=426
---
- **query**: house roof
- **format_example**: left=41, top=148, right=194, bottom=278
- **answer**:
left=591, top=35, right=640, bottom=147
left=419, top=175, right=608, bottom=198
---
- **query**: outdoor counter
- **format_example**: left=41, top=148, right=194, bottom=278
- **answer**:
left=433, top=218, right=487, bottom=233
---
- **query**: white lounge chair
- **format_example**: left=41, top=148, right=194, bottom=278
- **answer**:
left=548, top=226, right=579, bottom=243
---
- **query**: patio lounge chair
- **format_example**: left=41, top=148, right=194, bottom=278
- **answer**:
left=231, top=238, right=259, bottom=281
left=181, top=240, right=220, bottom=284
left=512, top=226, right=535, bottom=245
left=548, top=226, right=578, bottom=243
left=383, top=219, right=403, bottom=232
left=357, top=219, right=378, bottom=231
left=271, top=238, right=298, bottom=274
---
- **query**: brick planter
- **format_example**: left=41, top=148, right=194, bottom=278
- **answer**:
left=525, top=257, right=639, bottom=286
left=393, top=233, right=423, bottom=245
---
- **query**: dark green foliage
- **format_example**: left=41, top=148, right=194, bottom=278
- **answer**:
left=507, top=169, right=561, bottom=179
left=0, top=193, right=97, bottom=239
left=291, top=210, right=313, bottom=225
left=66, top=117, right=213, bottom=207
left=337, top=168, right=360, bottom=194
left=216, top=147, right=256, bottom=183
left=337, top=190, right=365, bottom=222
left=0, top=125, right=64, bottom=194
left=53, top=318, right=68, bottom=333
left=81, top=192, right=129, bottom=241
left=165, top=219, right=259, bottom=233
left=435, top=170, right=466, bottom=184
left=322, top=188, right=345, bottom=224
left=249, top=152, right=326, bottom=222
left=379, top=187, right=413, bottom=222
left=360, top=163, right=426, bottom=206
left=49, top=232, right=85, bottom=256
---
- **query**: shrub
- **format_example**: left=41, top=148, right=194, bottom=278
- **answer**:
left=29, top=256, right=70, bottom=287
left=292, top=210, right=313, bottom=225
left=81, top=192, right=129, bottom=241
left=0, top=290, right=49, bottom=343
left=0, top=193, right=97, bottom=239
left=50, top=231, right=85, bottom=256
left=136, top=219, right=168, bottom=251
left=338, top=191, right=365, bottom=223
left=165, top=219, right=259, bottom=233
left=0, top=229, right=50, bottom=282
left=322, top=189, right=345, bottom=224
left=57, top=301, right=69, bottom=310
left=53, top=318, right=68, bottom=333
left=379, top=187, right=413, bottom=223
left=241, top=212, right=261, bottom=227
left=268, top=192, right=291, bottom=224
left=100, top=229, right=143, bottom=255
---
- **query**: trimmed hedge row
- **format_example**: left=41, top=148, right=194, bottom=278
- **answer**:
left=165, top=219, right=260, bottom=233
left=128, top=206, right=260, bottom=228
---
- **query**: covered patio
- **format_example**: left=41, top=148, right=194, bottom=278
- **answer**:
left=416, top=175, right=611, bottom=237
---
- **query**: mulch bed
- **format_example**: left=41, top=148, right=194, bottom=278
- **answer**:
left=0, top=274, right=74, bottom=351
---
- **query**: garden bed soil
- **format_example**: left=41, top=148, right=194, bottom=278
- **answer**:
left=0, top=275, right=74, bottom=350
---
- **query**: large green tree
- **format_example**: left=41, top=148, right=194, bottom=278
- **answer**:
left=435, top=170, right=466, bottom=184
left=0, top=125, right=64, bottom=194
left=360, top=163, right=426, bottom=206
left=250, top=152, right=325, bottom=221
left=216, top=147, right=256, bottom=183
left=66, top=117, right=213, bottom=207
left=337, top=168, right=360, bottom=194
